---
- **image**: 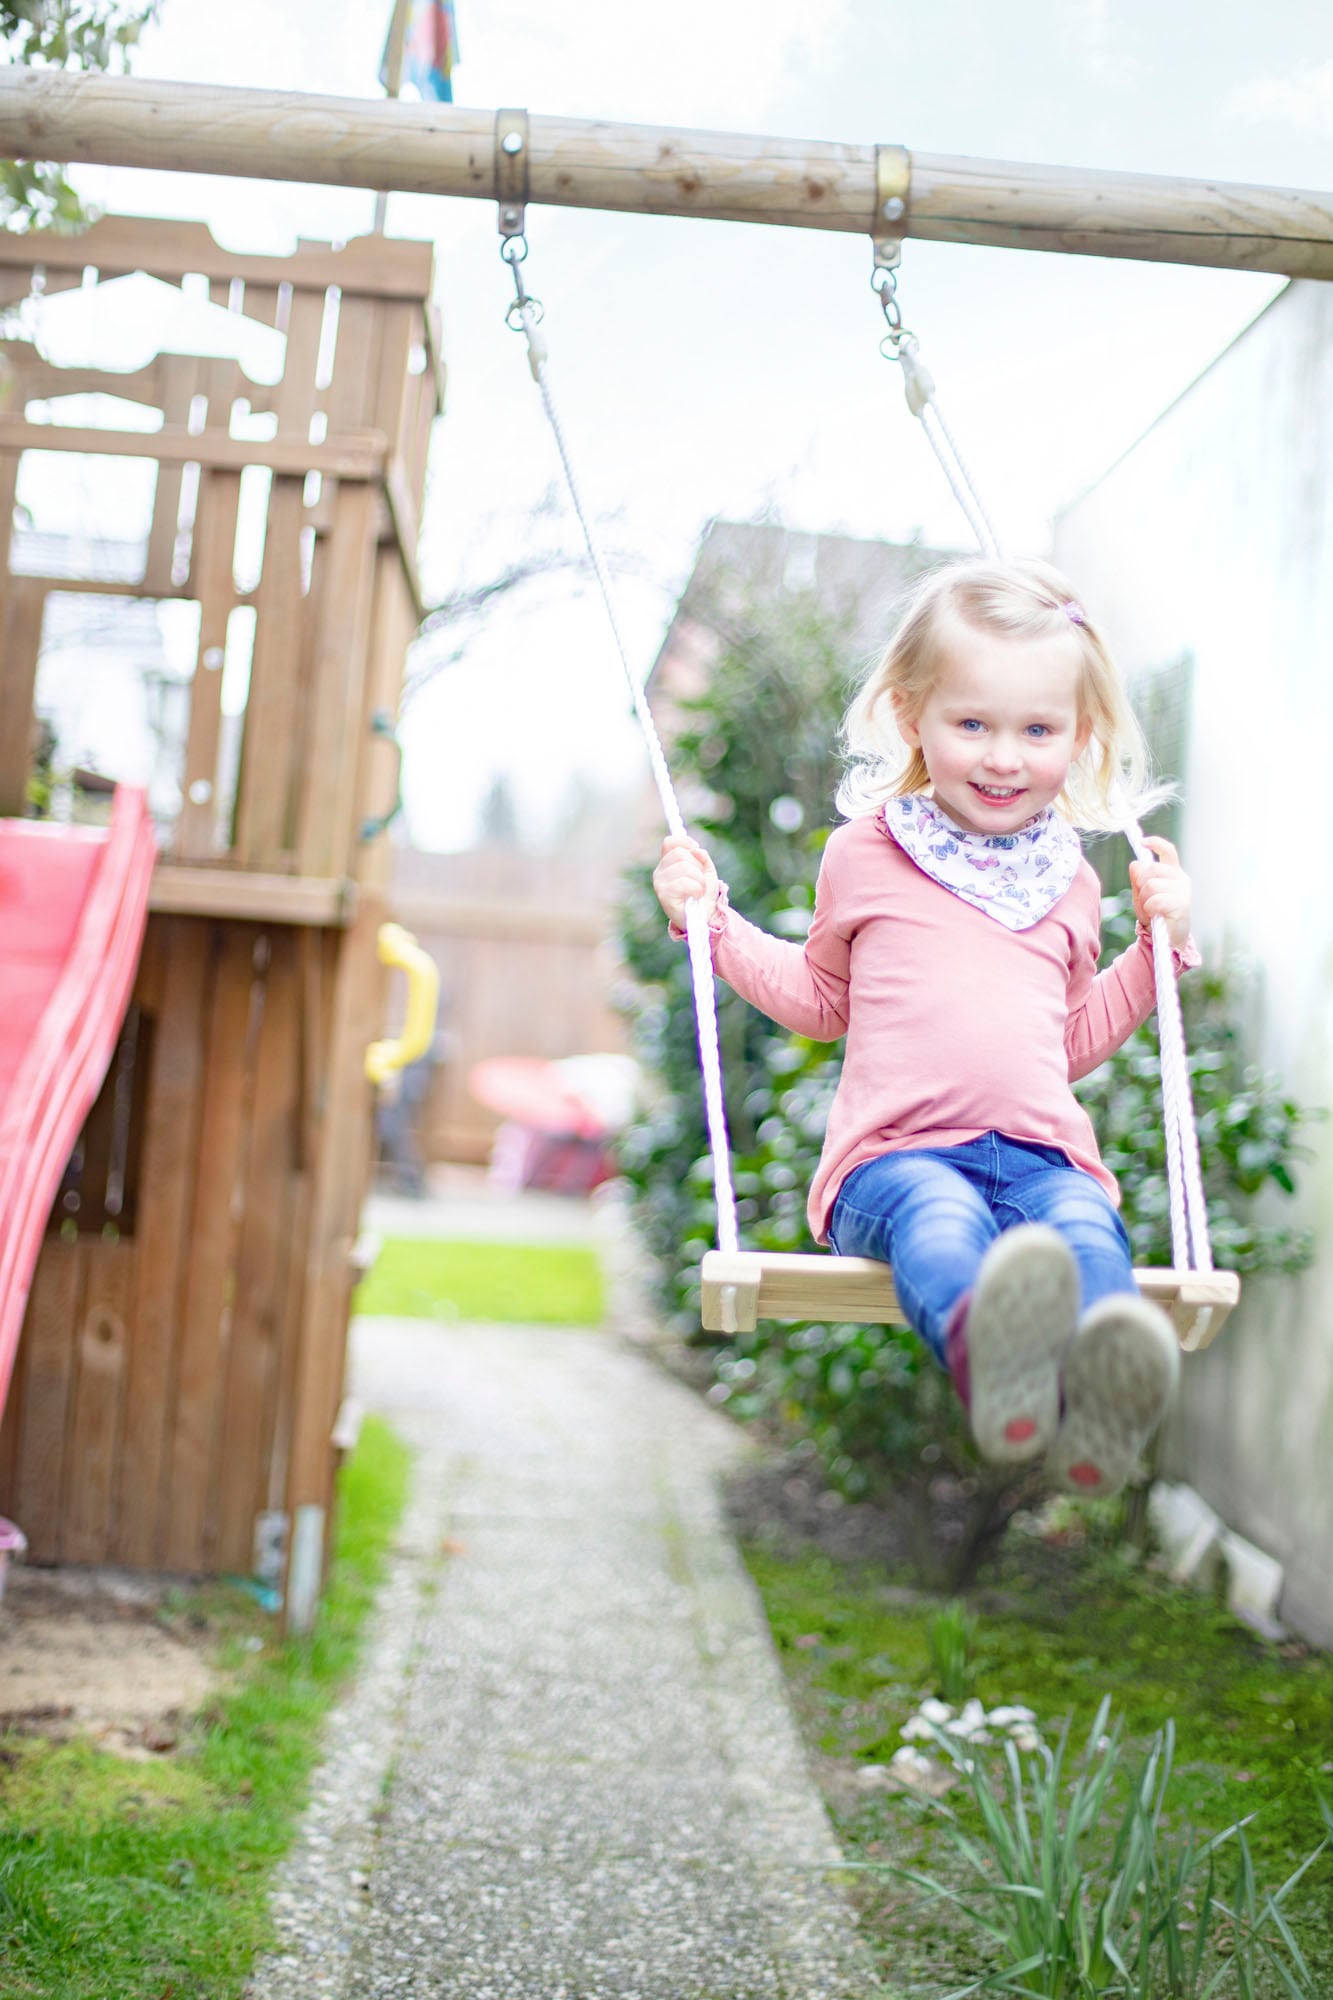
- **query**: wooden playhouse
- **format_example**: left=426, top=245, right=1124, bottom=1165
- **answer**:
left=0, top=215, right=440, bottom=1627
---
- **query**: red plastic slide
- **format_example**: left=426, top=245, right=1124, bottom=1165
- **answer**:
left=0, top=786, right=156, bottom=1422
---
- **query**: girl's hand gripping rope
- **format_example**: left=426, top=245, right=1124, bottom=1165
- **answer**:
left=653, top=834, right=721, bottom=930
left=1129, top=835, right=1192, bottom=950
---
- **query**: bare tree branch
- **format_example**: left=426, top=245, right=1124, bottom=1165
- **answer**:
left=402, top=537, right=664, bottom=710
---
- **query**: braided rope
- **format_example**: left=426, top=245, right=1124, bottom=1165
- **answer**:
left=918, top=400, right=1003, bottom=561
left=1120, top=820, right=1213, bottom=1273
left=512, top=293, right=741, bottom=1265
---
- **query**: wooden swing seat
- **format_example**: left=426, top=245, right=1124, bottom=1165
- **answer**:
left=699, top=1249, right=1239, bottom=1352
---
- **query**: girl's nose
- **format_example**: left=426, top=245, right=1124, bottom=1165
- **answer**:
left=983, top=739, right=1023, bottom=773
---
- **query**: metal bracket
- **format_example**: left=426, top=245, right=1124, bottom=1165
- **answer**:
left=873, top=143, right=911, bottom=268
left=495, top=107, right=530, bottom=239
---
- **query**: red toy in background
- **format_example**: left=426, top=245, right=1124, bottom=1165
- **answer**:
left=469, top=1054, right=639, bottom=1195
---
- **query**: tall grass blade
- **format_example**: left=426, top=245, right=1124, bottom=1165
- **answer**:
left=878, top=1703, right=1326, bottom=2000
left=1251, top=1885, right=1315, bottom=1994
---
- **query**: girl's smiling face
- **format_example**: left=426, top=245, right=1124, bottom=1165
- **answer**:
left=893, top=616, right=1091, bottom=835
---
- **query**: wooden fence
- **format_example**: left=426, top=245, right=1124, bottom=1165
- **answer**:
left=391, top=845, right=631, bottom=1164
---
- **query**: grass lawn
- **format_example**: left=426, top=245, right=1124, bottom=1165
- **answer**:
left=0, top=1416, right=411, bottom=2000
left=745, top=1530, right=1333, bottom=1996
left=354, top=1234, right=605, bottom=1325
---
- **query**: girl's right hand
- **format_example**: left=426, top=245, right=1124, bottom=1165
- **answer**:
left=652, top=834, right=721, bottom=929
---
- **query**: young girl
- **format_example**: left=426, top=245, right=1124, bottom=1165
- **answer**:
left=652, top=556, right=1198, bottom=1497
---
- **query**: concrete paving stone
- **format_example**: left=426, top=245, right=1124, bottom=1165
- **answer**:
left=381, top=1757, right=744, bottom=1849
left=399, top=1691, right=723, bottom=1771
left=248, top=1301, right=885, bottom=2000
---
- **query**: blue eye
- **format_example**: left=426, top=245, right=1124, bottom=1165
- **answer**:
left=959, top=718, right=983, bottom=733
left=1027, top=724, right=1050, bottom=738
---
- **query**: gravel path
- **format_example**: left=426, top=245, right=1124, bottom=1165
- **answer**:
left=247, top=1310, right=883, bottom=2000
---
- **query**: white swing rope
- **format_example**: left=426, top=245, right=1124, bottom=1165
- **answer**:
left=876, top=260, right=1214, bottom=1287
left=1121, top=826, right=1215, bottom=1279
left=501, top=240, right=743, bottom=1284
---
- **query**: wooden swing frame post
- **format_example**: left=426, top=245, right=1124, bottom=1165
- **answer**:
left=2, top=70, right=1333, bottom=279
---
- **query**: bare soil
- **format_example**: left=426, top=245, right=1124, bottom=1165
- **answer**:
left=0, top=1563, right=224, bottom=1757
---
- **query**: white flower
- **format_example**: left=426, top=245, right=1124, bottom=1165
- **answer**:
left=1010, top=1726, right=1042, bottom=1752
left=900, top=1715, right=937, bottom=1741
left=987, top=1705, right=1036, bottom=1728
left=919, top=1697, right=954, bottom=1725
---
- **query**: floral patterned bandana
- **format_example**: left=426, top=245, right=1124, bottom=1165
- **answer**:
left=880, top=793, right=1082, bottom=932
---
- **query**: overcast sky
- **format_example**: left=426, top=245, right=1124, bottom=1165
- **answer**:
left=52, top=1, right=1333, bottom=846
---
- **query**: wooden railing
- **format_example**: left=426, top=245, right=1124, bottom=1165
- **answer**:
left=0, top=216, right=439, bottom=919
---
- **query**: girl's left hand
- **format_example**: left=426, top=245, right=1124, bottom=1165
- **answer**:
left=1129, top=835, right=1192, bottom=950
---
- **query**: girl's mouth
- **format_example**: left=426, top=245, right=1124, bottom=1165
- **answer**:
left=971, top=783, right=1024, bottom=803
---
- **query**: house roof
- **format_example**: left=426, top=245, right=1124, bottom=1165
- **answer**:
left=648, top=518, right=960, bottom=691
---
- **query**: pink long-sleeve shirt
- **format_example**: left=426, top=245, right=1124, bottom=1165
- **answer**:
left=704, top=808, right=1199, bottom=1243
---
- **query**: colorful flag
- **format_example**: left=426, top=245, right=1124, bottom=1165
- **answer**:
left=381, top=0, right=460, bottom=103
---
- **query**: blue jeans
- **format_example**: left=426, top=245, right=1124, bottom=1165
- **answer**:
left=828, top=1133, right=1134, bottom=1366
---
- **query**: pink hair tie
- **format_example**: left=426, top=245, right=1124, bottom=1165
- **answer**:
left=1062, top=600, right=1086, bottom=626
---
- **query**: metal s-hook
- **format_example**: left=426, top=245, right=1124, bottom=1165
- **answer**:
left=871, top=144, right=913, bottom=365
left=864, top=143, right=1001, bottom=557
left=496, top=144, right=548, bottom=380
left=500, top=235, right=548, bottom=377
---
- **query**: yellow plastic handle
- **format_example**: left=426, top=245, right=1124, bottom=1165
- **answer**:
left=365, top=923, right=440, bottom=1086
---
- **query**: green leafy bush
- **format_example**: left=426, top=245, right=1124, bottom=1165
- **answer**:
left=2, top=3, right=158, bottom=236
left=1074, top=897, right=1319, bottom=1276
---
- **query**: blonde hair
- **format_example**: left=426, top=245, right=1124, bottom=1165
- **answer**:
left=837, top=556, right=1168, bottom=833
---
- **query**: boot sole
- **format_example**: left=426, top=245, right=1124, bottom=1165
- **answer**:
left=967, top=1225, right=1079, bottom=1464
left=1046, top=1296, right=1180, bottom=1496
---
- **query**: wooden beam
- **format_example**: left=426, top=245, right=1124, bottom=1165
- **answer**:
left=150, top=866, right=356, bottom=926
left=283, top=896, right=385, bottom=1631
left=2, top=574, right=177, bottom=598
left=0, top=206, right=434, bottom=298
left=382, top=456, right=426, bottom=625
left=390, top=892, right=609, bottom=943
left=175, top=468, right=242, bottom=861
left=2, top=71, right=1333, bottom=277
left=0, top=417, right=385, bottom=481
left=0, top=579, right=46, bottom=819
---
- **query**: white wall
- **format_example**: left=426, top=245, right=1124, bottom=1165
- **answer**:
left=1054, top=280, right=1333, bottom=1644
